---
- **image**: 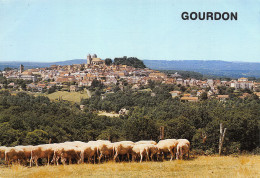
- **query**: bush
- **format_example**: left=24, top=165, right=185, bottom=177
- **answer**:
left=225, top=142, right=241, bottom=155
left=252, top=147, right=260, bottom=155
left=190, top=149, right=205, bottom=156
left=205, top=148, right=215, bottom=155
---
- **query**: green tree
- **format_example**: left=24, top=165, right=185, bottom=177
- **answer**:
left=97, top=127, right=120, bottom=142
left=4, top=67, right=13, bottom=71
left=166, top=116, right=196, bottom=141
left=21, top=83, right=27, bottom=91
left=91, top=79, right=103, bottom=89
left=113, top=57, right=146, bottom=68
left=47, top=85, right=56, bottom=94
left=105, top=58, right=112, bottom=66
left=200, top=92, right=208, bottom=100
left=24, top=129, right=49, bottom=145
left=180, top=86, right=186, bottom=92
left=125, top=112, right=159, bottom=141
left=0, top=122, right=21, bottom=146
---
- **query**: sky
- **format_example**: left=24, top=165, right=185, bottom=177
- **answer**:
left=0, top=0, right=260, bottom=62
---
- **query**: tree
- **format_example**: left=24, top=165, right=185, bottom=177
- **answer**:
left=47, top=86, right=56, bottom=94
left=4, top=67, right=13, bottom=71
left=180, top=86, right=186, bottom=92
left=24, top=129, right=49, bottom=145
left=148, top=79, right=155, bottom=90
left=166, top=116, right=196, bottom=141
left=218, top=86, right=227, bottom=95
left=124, top=110, right=159, bottom=141
left=105, top=58, right=112, bottom=66
left=91, top=79, right=103, bottom=89
left=113, top=57, right=146, bottom=68
left=97, top=127, right=120, bottom=142
left=80, top=66, right=85, bottom=71
left=113, top=85, right=120, bottom=93
left=200, top=92, right=208, bottom=100
left=21, top=83, right=27, bottom=91
left=0, top=88, right=259, bottom=153
left=0, top=122, right=21, bottom=146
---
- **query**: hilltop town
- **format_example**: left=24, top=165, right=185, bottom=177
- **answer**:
left=1, top=54, right=260, bottom=101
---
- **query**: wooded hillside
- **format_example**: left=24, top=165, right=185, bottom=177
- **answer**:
left=0, top=87, right=259, bottom=154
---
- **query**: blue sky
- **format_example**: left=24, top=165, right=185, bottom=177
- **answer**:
left=0, top=0, right=259, bottom=62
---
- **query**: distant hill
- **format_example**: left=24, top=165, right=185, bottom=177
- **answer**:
left=143, top=60, right=260, bottom=78
left=0, top=59, right=86, bottom=70
left=1, top=59, right=260, bottom=78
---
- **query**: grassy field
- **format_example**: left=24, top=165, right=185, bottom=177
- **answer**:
left=0, top=155, right=259, bottom=178
left=35, top=90, right=89, bottom=103
left=98, top=111, right=120, bottom=117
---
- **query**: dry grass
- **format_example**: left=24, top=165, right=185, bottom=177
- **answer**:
left=35, top=91, right=89, bottom=103
left=98, top=111, right=120, bottom=117
left=0, top=155, right=259, bottom=178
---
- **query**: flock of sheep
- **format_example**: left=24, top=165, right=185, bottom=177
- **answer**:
left=0, top=139, right=190, bottom=167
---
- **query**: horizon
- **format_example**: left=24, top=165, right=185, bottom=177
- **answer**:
left=0, top=0, right=260, bottom=63
left=1, top=58, right=260, bottom=64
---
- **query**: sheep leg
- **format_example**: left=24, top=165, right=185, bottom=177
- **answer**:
left=81, top=153, right=84, bottom=164
left=140, top=153, right=143, bottom=163
left=113, top=152, right=118, bottom=162
left=132, top=154, right=136, bottom=162
left=127, top=153, right=130, bottom=162
left=29, top=157, right=32, bottom=167
left=173, top=148, right=177, bottom=160
left=150, top=153, right=154, bottom=161
left=36, top=158, right=39, bottom=167
left=61, top=156, right=66, bottom=165
left=56, top=156, right=59, bottom=165
left=51, top=155, right=55, bottom=165
left=169, top=148, right=174, bottom=161
left=98, top=153, right=103, bottom=163
left=180, top=147, right=183, bottom=160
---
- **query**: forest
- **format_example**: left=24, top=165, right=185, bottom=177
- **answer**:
left=0, top=84, right=259, bottom=155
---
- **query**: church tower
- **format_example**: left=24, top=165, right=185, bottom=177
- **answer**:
left=20, top=64, right=24, bottom=74
left=87, top=54, right=92, bottom=65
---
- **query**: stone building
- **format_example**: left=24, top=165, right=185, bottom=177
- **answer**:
left=87, top=54, right=104, bottom=66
